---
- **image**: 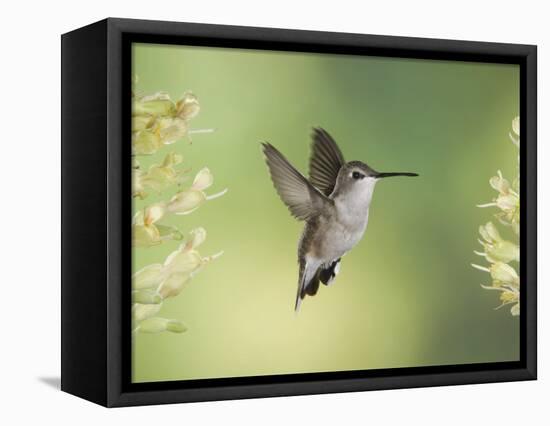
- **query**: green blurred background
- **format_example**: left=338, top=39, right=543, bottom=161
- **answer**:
left=132, top=43, right=519, bottom=383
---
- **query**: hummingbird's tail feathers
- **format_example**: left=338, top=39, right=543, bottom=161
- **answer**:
left=319, top=258, right=341, bottom=286
left=304, top=276, right=320, bottom=296
left=261, top=142, right=329, bottom=221
left=295, top=279, right=304, bottom=312
left=295, top=259, right=306, bottom=312
left=295, top=258, right=322, bottom=312
left=295, top=275, right=320, bottom=312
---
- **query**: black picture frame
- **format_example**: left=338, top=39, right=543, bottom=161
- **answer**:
left=61, top=17, right=537, bottom=407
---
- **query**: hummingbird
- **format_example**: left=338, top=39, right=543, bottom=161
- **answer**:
left=262, top=127, right=418, bottom=312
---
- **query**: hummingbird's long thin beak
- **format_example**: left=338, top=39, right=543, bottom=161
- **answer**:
left=376, top=172, right=419, bottom=178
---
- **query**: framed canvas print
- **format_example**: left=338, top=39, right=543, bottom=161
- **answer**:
left=61, top=18, right=537, bottom=407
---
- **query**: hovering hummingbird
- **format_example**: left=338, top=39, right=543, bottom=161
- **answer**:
left=262, top=127, right=418, bottom=312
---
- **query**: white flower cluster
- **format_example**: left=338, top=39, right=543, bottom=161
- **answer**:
left=131, top=83, right=226, bottom=334
left=132, top=228, right=223, bottom=333
left=472, top=117, right=520, bottom=316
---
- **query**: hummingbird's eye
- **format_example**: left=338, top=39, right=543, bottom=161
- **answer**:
left=352, top=171, right=364, bottom=180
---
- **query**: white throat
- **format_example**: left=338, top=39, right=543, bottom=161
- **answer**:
left=333, top=178, right=377, bottom=226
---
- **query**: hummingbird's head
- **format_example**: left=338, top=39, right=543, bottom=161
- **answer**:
left=333, top=161, right=418, bottom=199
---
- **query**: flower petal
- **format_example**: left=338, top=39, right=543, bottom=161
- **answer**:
left=132, top=264, right=164, bottom=290
left=162, top=152, right=183, bottom=167
left=144, top=203, right=166, bottom=225
left=484, top=222, right=501, bottom=242
left=192, top=167, right=214, bottom=191
left=489, top=172, right=510, bottom=194
left=512, top=116, right=519, bottom=136
left=132, top=115, right=154, bottom=132
left=176, top=92, right=200, bottom=120
left=158, top=273, right=191, bottom=298
left=132, top=210, right=145, bottom=226
left=133, top=224, right=161, bottom=247
left=490, top=262, right=519, bottom=286
left=496, top=193, right=519, bottom=211
left=133, top=129, right=162, bottom=155
left=132, top=290, right=162, bottom=305
left=188, top=227, right=207, bottom=249
left=132, top=303, right=162, bottom=323
left=486, top=241, right=519, bottom=264
left=164, top=249, right=202, bottom=275
left=132, top=169, right=146, bottom=199
left=167, top=190, right=206, bottom=215
left=133, top=94, right=175, bottom=116
left=158, top=117, right=188, bottom=144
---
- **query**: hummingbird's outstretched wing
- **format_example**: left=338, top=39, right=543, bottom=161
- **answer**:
left=262, top=142, right=329, bottom=221
left=308, top=127, right=345, bottom=196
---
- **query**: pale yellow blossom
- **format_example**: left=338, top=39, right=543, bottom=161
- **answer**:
left=478, top=170, right=520, bottom=234
left=510, top=116, right=520, bottom=147
left=167, top=168, right=227, bottom=215
left=158, top=273, right=192, bottom=299
left=132, top=203, right=183, bottom=247
left=474, top=222, right=519, bottom=263
left=132, top=91, right=207, bottom=155
left=134, top=152, right=187, bottom=198
left=473, top=261, right=520, bottom=316
left=132, top=264, right=165, bottom=290
left=132, top=289, right=162, bottom=305
left=192, top=167, right=214, bottom=191
left=132, top=228, right=222, bottom=304
left=132, top=303, right=162, bottom=323
left=133, top=127, right=163, bottom=155
left=186, top=227, right=207, bottom=249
